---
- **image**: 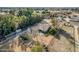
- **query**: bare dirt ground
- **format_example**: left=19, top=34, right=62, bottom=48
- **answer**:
left=0, top=25, right=76, bottom=52
left=48, top=26, right=75, bottom=52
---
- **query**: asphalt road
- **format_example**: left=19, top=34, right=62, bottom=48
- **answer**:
left=0, top=28, right=28, bottom=45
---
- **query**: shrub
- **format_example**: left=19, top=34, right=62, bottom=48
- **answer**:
left=31, top=42, right=44, bottom=52
left=45, top=28, right=57, bottom=36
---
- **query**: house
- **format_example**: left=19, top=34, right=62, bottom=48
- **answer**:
left=70, top=17, right=79, bottom=22
left=26, top=20, right=51, bottom=35
left=56, top=17, right=65, bottom=27
left=63, top=17, right=71, bottom=22
left=30, top=20, right=51, bottom=33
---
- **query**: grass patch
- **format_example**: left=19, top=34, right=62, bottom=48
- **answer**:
left=31, top=42, right=44, bottom=52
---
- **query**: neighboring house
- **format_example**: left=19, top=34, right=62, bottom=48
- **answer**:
left=69, top=17, right=79, bottom=27
left=63, top=17, right=71, bottom=22
left=57, top=17, right=65, bottom=27
left=57, top=17, right=63, bottom=21
left=70, top=17, right=79, bottom=22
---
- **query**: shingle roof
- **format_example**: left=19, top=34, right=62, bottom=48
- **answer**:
left=26, top=20, right=51, bottom=33
left=30, top=21, right=51, bottom=32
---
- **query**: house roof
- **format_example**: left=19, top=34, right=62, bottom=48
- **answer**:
left=30, top=20, right=51, bottom=32
left=70, top=17, right=79, bottom=22
left=26, top=20, right=51, bottom=33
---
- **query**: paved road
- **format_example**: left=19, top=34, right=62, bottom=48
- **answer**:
left=0, top=28, right=28, bottom=45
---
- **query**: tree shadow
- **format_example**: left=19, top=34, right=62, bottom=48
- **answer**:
left=53, top=28, right=75, bottom=44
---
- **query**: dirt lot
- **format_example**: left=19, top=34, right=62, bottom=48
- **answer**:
left=48, top=26, right=75, bottom=52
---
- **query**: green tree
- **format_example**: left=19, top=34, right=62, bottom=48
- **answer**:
left=17, top=8, right=33, bottom=17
